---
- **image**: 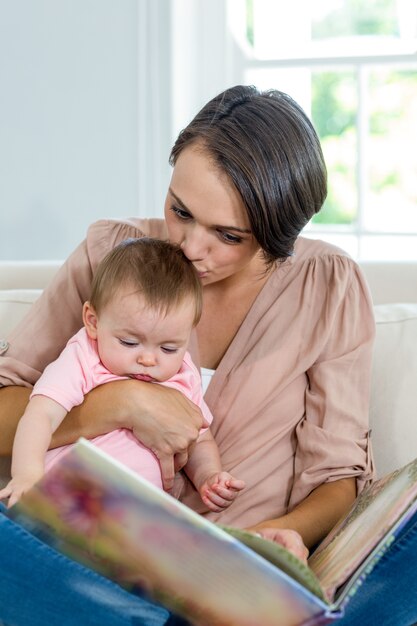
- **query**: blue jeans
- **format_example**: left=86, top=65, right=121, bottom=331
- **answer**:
left=338, top=510, right=417, bottom=626
left=1, top=503, right=416, bottom=626
left=0, top=503, right=171, bottom=626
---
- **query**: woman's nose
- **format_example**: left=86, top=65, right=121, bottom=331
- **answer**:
left=180, top=225, right=207, bottom=261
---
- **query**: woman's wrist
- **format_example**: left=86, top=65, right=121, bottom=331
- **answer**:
left=108, top=379, right=147, bottom=430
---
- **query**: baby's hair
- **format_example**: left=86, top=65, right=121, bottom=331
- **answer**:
left=90, top=237, right=202, bottom=325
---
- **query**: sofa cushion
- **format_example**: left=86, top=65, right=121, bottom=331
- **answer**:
left=0, top=292, right=416, bottom=485
left=0, top=289, right=41, bottom=336
left=371, top=303, right=417, bottom=477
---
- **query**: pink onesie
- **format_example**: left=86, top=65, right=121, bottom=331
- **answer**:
left=31, top=328, right=213, bottom=489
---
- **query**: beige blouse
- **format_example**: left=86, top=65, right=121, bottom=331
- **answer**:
left=0, top=218, right=375, bottom=528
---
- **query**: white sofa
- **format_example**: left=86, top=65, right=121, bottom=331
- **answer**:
left=1, top=259, right=417, bottom=483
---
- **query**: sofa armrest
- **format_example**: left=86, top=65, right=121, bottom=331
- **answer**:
left=370, top=303, right=417, bottom=477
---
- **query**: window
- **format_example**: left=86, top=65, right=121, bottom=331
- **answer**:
left=231, top=0, right=417, bottom=260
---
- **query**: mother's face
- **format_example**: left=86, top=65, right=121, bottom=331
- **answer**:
left=164, top=144, right=264, bottom=287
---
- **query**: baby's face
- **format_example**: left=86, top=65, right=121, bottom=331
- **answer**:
left=93, top=290, right=195, bottom=382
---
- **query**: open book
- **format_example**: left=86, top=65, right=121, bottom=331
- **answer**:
left=7, top=439, right=417, bottom=626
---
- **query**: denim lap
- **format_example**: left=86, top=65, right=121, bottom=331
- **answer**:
left=0, top=505, right=170, bottom=626
left=2, top=503, right=417, bottom=626
left=338, top=511, right=417, bottom=626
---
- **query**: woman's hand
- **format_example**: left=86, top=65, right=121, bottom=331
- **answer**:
left=254, top=528, right=309, bottom=564
left=49, top=379, right=208, bottom=491
left=123, top=382, right=209, bottom=491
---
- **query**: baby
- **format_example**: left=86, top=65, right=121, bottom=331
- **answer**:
left=0, top=238, right=244, bottom=508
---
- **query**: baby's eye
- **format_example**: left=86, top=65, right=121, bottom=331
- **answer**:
left=170, top=206, right=192, bottom=221
left=119, top=339, right=138, bottom=348
left=161, top=346, right=178, bottom=354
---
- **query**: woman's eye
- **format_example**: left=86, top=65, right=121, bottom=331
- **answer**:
left=170, top=206, right=192, bottom=221
left=119, top=339, right=138, bottom=348
left=218, top=230, right=242, bottom=244
left=161, top=346, right=178, bottom=354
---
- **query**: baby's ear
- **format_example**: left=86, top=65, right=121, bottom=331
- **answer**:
left=83, top=301, right=98, bottom=340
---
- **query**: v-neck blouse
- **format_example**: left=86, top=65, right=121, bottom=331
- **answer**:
left=0, top=218, right=375, bottom=528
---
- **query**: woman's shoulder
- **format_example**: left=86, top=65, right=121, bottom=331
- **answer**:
left=293, top=236, right=353, bottom=263
left=283, top=237, right=372, bottom=308
left=85, top=217, right=168, bottom=271
left=290, top=236, right=361, bottom=279
left=265, top=236, right=368, bottom=306
left=87, top=217, right=168, bottom=242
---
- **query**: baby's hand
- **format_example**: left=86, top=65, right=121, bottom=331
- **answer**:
left=0, top=473, right=42, bottom=508
left=199, top=471, right=245, bottom=512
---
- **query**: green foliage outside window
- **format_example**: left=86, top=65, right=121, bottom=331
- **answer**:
left=245, top=0, right=417, bottom=229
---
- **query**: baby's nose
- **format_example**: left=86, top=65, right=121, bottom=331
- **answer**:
left=137, top=351, right=155, bottom=366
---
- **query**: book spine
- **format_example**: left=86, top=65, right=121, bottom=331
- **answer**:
left=301, top=609, right=343, bottom=626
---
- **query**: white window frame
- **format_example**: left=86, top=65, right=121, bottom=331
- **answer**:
left=224, top=1, right=417, bottom=260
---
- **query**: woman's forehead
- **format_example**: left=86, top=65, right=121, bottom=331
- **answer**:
left=169, top=146, right=250, bottom=229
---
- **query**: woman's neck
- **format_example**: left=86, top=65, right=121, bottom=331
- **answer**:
left=197, top=265, right=274, bottom=370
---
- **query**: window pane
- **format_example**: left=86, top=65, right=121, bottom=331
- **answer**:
left=302, top=231, right=417, bottom=261
left=365, top=67, right=417, bottom=232
left=311, top=70, right=357, bottom=225
left=312, top=0, right=400, bottom=40
left=245, top=0, right=417, bottom=57
left=360, top=234, right=417, bottom=260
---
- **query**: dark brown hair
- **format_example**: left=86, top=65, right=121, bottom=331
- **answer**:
left=170, top=85, right=327, bottom=263
left=90, top=238, right=202, bottom=324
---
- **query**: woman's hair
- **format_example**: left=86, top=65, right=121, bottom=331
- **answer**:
left=170, top=85, right=327, bottom=263
left=90, top=238, right=202, bottom=325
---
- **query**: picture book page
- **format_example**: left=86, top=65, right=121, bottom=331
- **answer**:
left=10, top=439, right=330, bottom=626
left=308, top=457, right=417, bottom=602
left=220, top=525, right=325, bottom=601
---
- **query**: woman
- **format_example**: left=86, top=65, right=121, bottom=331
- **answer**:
left=0, top=85, right=376, bottom=625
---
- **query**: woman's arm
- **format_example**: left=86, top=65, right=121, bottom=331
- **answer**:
left=250, top=477, right=356, bottom=549
left=0, top=386, right=32, bottom=455
left=0, top=380, right=207, bottom=491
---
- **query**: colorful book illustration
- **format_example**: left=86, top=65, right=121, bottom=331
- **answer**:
left=7, top=439, right=417, bottom=626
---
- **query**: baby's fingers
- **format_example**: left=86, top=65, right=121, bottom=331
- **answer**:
left=211, top=483, right=239, bottom=500
left=0, top=484, right=13, bottom=501
left=0, top=483, right=23, bottom=508
left=225, top=478, right=246, bottom=492
left=202, top=490, right=232, bottom=512
left=7, top=490, right=23, bottom=508
left=209, top=480, right=244, bottom=503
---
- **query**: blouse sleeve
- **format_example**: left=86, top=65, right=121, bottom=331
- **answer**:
left=30, top=334, right=97, bottom=412
left=288, top=255, right=376, bottom=508
left=0, top=218, right=145, bottom=388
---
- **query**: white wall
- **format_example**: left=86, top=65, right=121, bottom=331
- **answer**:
left=0, top=0, right=139, bottom=260
left=0, top=0, right=243, bottom=261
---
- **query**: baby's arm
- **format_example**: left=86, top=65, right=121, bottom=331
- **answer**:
left=0, top=396, right=67, bottom=507
left=184, top=430, right=245, bottom=512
